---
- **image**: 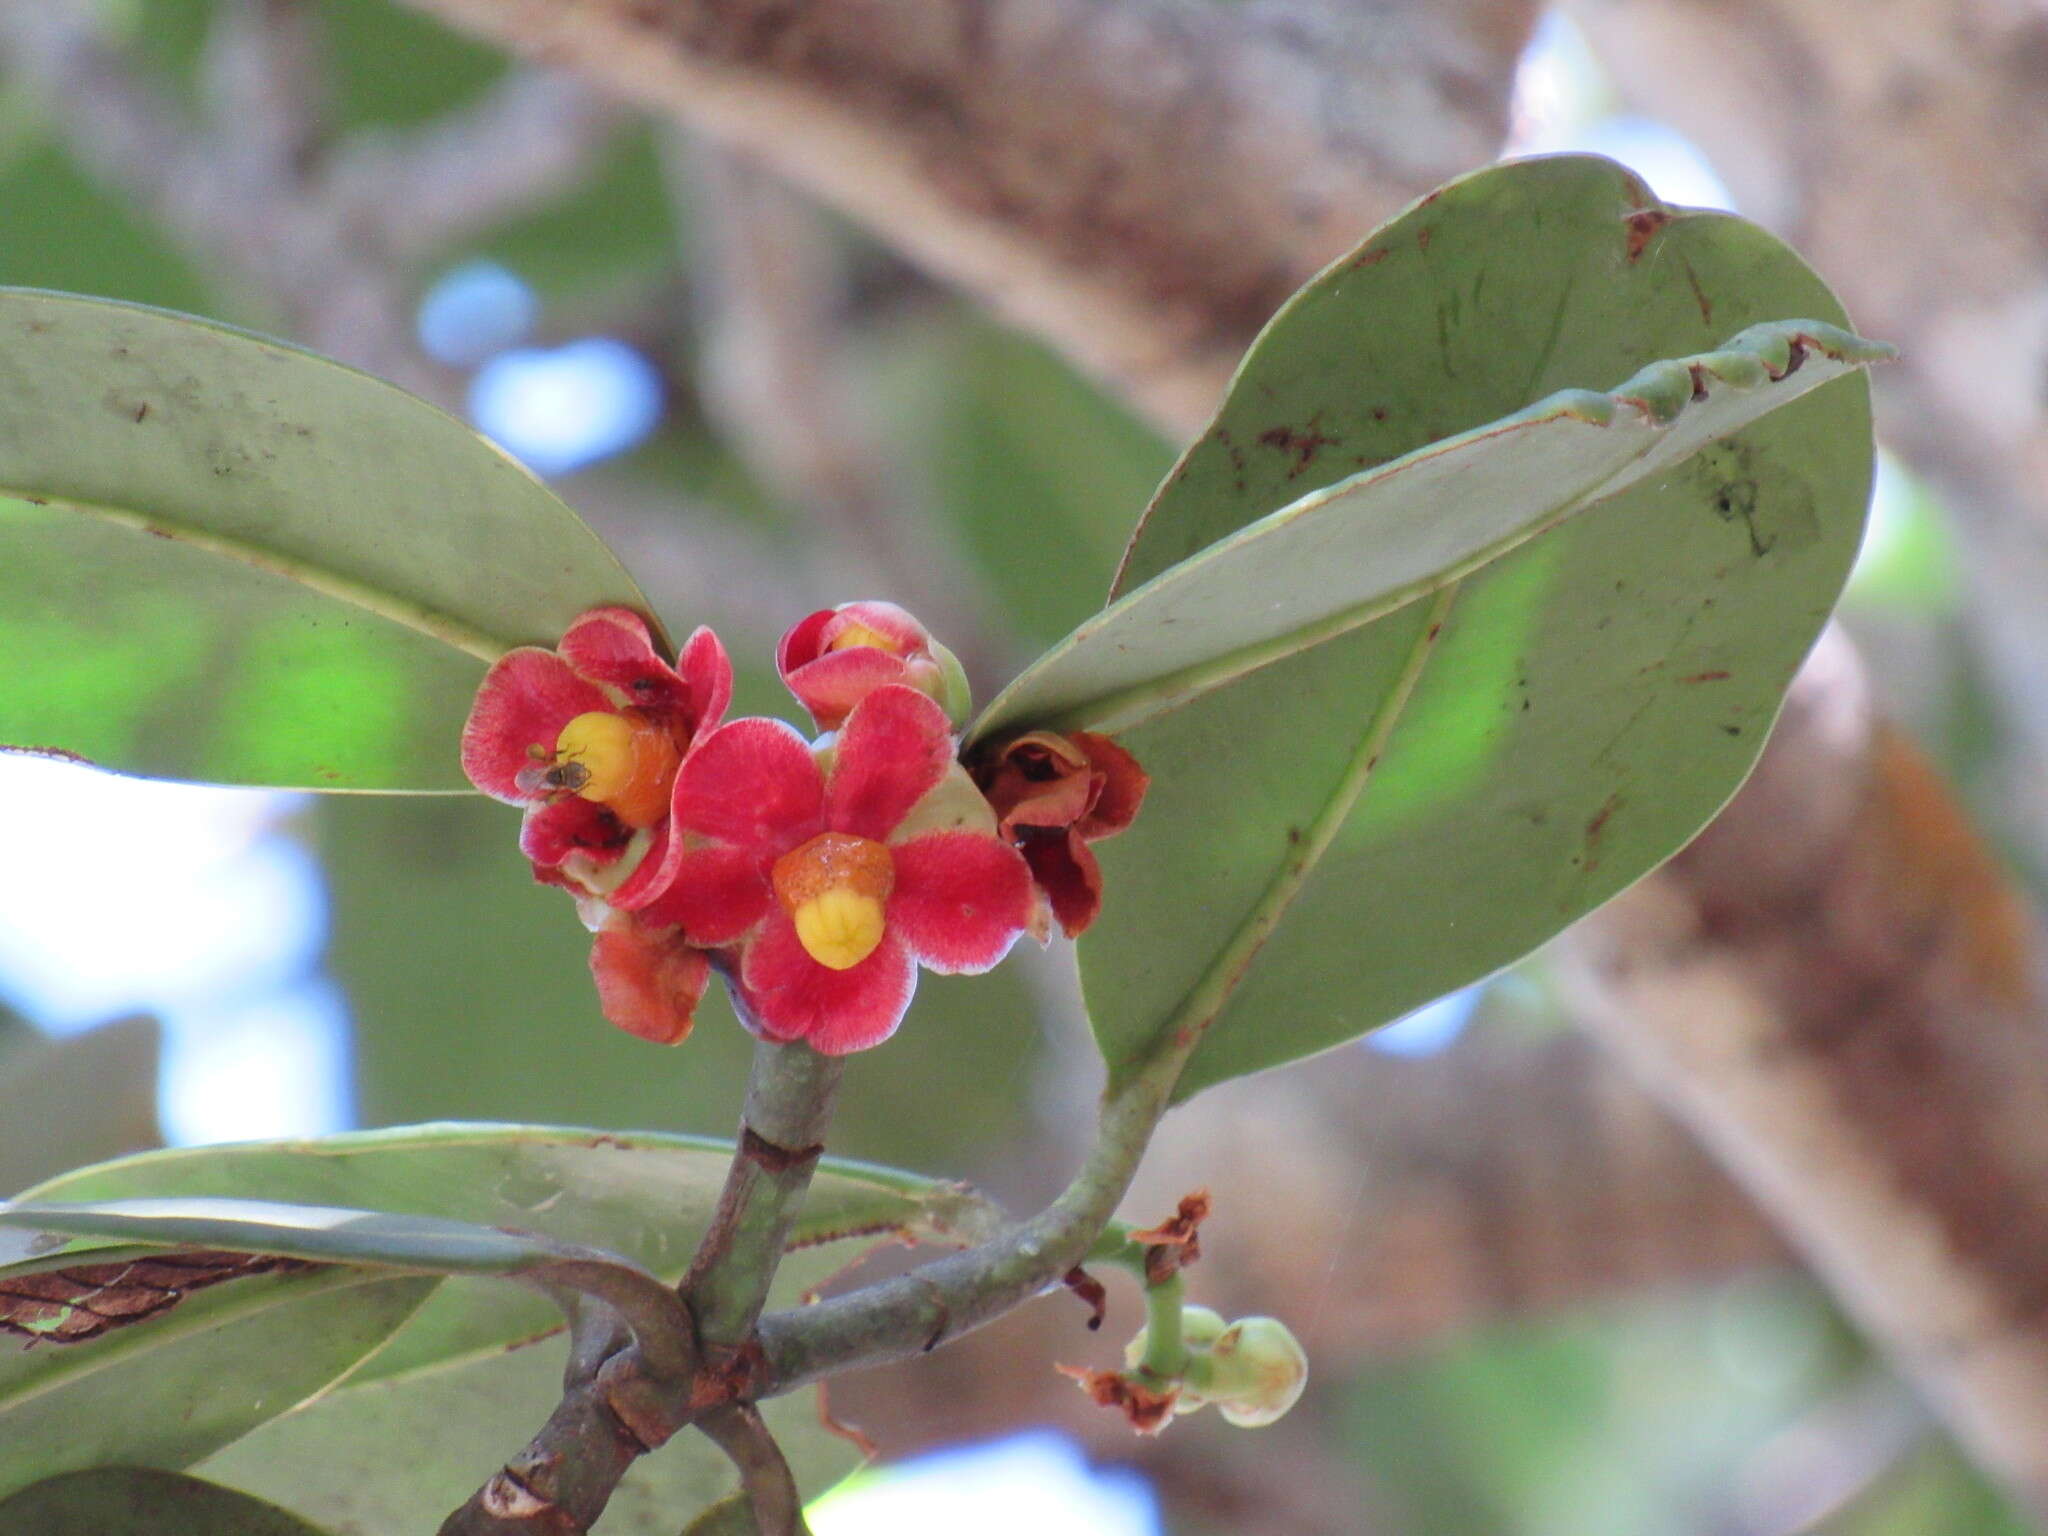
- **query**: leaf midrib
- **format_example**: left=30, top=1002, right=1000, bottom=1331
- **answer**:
left=4, top=488, right=513, bottom=665
left=1118, top=581, right=1463, bottom=1096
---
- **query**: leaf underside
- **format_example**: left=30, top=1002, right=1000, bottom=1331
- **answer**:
left=0, top=1124, right=993, bottom=1522
left=1062, top=155, right=1880, bottom=1098
left=0, top=289, right=652, bottom=791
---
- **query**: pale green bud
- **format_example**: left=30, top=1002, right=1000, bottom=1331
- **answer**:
left=1201, top=1316, right=1308, bottom=1427
left=927, top=640, right=973, bottom=728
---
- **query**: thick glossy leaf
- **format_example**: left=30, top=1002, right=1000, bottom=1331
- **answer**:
left=0, top=1258, right=433, bottom=1500
left=0, top=1467, right=339, bottom=1535
left=0, top=1197, right=693, bottom=1354
left=0, top=1124, right=991, bottom=1533
left=0, top=1019, right=158, bottom=1196
left=0, top=288, right=651, bottom=790
left=1065, top=155, right=1881, bottom=1096
left=971, top=320, right=1887, bottom=738
left=8, top=1124, right=996, bottom=1385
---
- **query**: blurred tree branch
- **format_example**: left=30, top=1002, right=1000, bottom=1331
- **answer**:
left=386, top=0, right=2048, bottom=1517
left=392, top=0, right=1539, bottom=428
left=1560, top=630, right=2048, bottom=1517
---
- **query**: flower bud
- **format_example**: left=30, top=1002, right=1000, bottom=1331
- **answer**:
left=778, top=601, right=972, bottom=730
left=1198, top=1316, right=1308, bottom=1427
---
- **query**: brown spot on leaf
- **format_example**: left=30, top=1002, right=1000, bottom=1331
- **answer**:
left=1349, top=245, right=1391, bottom=270
left=1681, top=256, right=1714, bottom=326
left=1416, top=225, right=1435, bottom=254
left=1, top=1252, right=312, bottom=1344
left=1255, top=421, right=1338, bottom=478
left=1625, top=208, right=1671, bottom=261
left=1583, top=792, right=1625, bottom=873
left=1680, top=671, right=1732, bottom=684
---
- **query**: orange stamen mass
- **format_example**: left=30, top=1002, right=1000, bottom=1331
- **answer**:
left=772, top=832, right=895, bottom=970
left=551, top=711, right=680, bottom=829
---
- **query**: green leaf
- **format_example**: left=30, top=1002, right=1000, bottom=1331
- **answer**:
left=0, top=1467, right=339, bottom=1535
left=971, top=319, right=1887, bottom=738
left=0, top=1196, right=643, bottom=1279
left=0, top=1122, right=987, bottom=1482
left=1056, top=155, right=1883, bottom=1097
left=0, top=1256, right=433, bottom=1501
left=0, top=1124, right=992, bottom=1514
left=0, top=288, right=650, bottom=790
left=0, top=1195, right=694, bottom=1360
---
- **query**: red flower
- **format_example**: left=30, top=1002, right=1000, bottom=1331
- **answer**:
left=461, top=606, right=731, bottom=907
left=778, top=601, right=970, bottom=732
left=973, top=730, right=1149, bottom=939
left=461, top=606, right=732, bottom=1045
left=587, top=912, right=712, bottom=1047
left=643, top=685, right=1034, bottom=1054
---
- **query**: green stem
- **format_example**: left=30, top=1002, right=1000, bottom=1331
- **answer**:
left=684, top=1038, right=845, bottom=1351
left=753, top=1018, right=1198, bottom=1394
left=1133, top=1270, right=1187, bottom=1383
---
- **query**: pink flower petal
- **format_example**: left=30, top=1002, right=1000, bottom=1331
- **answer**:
left=826, top=686, right=955, bottom=842
left=590, top=920, right=709, bottom=1045
left=785, top=648, right=910, bottom=731
left=678, top=625, right=734, bottom=738
left=821, top=601, right=928, bottom=653
left=565, top=606, right=675, bottom=692
left=777, top=608, right=836, bottom=674
left=888, top=831, right=1035, bottom=973
left=519, top=797, right=631, bottom=869
left=609, top=821, right=673, bottom=909
left=461, top=648, right=611, bottom=802
left=737, top=915, right=917, bottom=1053
left=673, top=717, right=824, bottom=850
left=636, top=842, right=775, bottom=944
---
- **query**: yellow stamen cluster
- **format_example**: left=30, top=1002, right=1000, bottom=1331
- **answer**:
left=772, top=832, right=895, bottom=970
left=551, top=711, right=679, bottom=829
left=827, top=622, right=901, bottom=655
